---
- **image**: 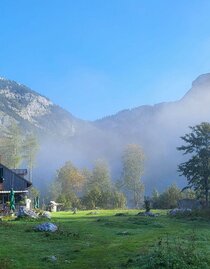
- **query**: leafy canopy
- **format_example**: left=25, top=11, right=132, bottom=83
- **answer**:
left=122, top=144, right=145, bottom=208
left=177, top=122, right=210, bottom=205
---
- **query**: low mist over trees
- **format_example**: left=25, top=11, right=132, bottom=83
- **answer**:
left=50, top=159, right=127, bottom=210
left=0, top=121, right=23, bottom=168
left=51, top=161, right=85, bottom=209
left=86, top=160, right=112, bottom=193
left=22, top=133, right=39, bottom=182
left=177, top=122, right=210, bottom=207
left=83, top=160, right=113, bottom=209
left=121, top=144, right=145, bottom=208
left=0, top=121, right=39, bottom=180
left=50, top=144, right=145, bottom=210
left=39, top=122, right=210, bottom=210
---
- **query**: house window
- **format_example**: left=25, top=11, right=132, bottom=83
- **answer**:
left=0, top=168, right=4, bottom=191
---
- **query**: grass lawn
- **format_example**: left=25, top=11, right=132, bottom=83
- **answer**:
left=0, top=209, right=210, bottom=268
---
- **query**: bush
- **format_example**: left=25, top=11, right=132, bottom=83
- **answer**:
left=57, top=192, right=82, bottom=210
left=152, top=184, right=182, bottom=209
left=128, top=232, right=209, bottom=269
left=82, top=187, right=126, bottom=209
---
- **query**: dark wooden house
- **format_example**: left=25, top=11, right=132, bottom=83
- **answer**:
left=0, top=163, right=32, bottom=205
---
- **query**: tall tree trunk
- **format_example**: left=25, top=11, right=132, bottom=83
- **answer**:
left=133, top=191, right=136, bottom=208
left=205, top=178, right=209, bottom=208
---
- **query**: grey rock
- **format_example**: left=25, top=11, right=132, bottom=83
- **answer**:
left=41, top=211, right=51, bottom=219
left=50, top=256, right=57, bottom=262
left=42, top=255, right=57, bottom=262
left=18, top=206, right=39, bottom=219
left=137, top=211, right=157, bottom=217
left=35, top=222, right=58, bottom=232
left=169, top=208, right=192, bottom=216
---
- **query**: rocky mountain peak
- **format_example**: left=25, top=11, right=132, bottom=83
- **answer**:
left=0, top=77, right=84, bottom=138
left=0, top=78, right=53, bottom=127
left=192, top=73, right=210, bottom=88
left=182, top=73, right=210, bottom=102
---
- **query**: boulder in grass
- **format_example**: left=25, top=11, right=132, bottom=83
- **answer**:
left=42, top=255, right=57, bottom=262
left=41, top=211, right=52, bottom=219
left=137, top=211, right=158, bottom=217
left=18, top=206, right=39, bottom=219
left=169, top=208, right=192, bottom=216
left=145, top=212, right=156, bottom=217
left=35, top=222, right=58, bottom=232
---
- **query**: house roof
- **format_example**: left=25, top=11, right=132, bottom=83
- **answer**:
left=0, top=163, right=32, bottom=188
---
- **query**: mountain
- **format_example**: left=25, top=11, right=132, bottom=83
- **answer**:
left=0, top=77, right=91, bottom=139
left=0, top=77, right=98, bottom=191
left=0, top=74, right=210, bottom=193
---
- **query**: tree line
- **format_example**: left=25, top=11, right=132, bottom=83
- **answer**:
left=49, top=144, right=145, bottom=210
left=151, top=184, right=195, bottom=209
left=49, top=121, right=210, bottom=210
left=1, top=119, right=210, bottom=210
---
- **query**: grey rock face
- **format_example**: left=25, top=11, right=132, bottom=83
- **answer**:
left=0, top=78, right=83, bottom=138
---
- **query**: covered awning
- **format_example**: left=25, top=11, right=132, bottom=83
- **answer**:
left=0, top=190, right=29, bottom=194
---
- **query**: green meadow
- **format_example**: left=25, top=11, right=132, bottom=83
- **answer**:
left=0, top=210, right=210, bottom=269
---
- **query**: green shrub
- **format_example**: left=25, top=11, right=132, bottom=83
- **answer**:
left=152, top=184, right=182, bottom=209
left=82, top=187, right=126, bottom=209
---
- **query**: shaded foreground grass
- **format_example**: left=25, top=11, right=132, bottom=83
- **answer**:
left=0, top=209, right=210, bottom=268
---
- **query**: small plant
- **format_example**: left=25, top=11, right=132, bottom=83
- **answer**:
left=144, top=197, right=151, bottom=212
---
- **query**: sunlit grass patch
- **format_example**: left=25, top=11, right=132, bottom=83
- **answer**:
left=0, top=209, right=209, bottom=268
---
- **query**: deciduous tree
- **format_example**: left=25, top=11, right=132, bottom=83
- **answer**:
left=87, top=159, right=112, bottom=192
left=177, top=122, right=210, bottom=207
left=54, top=161, right=85, bottom=208
left=0, top=121, right=23, bottom=168
left=22, top=133, right=39, bottom=182
left=122, top=144, right=145, bottom=208
left=82, top=160, right=127, bottom=209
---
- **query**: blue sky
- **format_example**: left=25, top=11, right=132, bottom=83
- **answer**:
left=0, top=1, right=210, bottom=120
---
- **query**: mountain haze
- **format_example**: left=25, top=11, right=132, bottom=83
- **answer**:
left=93, top=73, right=210, bottom=191
left=0, top=74, right=210, bottom=193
